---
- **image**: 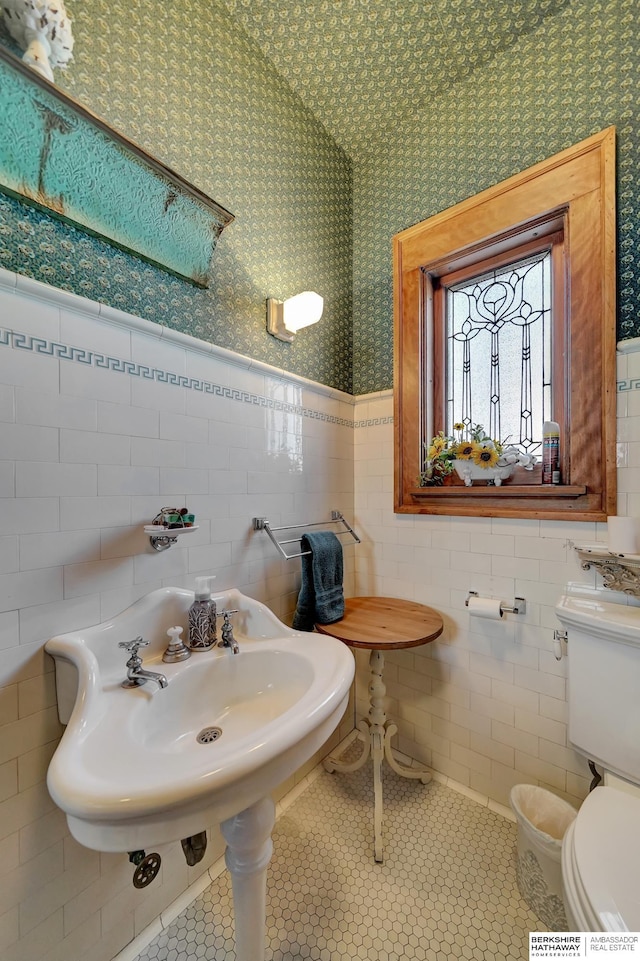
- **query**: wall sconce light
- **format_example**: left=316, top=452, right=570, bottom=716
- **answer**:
left=266, top=291, right=324, bottom=343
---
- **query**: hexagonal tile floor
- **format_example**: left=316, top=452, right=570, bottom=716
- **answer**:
left=135, top=755, right=539, bottom=961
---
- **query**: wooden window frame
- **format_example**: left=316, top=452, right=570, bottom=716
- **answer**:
left=393, top=127, right=617, bottom=521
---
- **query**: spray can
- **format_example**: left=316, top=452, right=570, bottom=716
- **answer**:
left=542, top=421, right=560, bottom=485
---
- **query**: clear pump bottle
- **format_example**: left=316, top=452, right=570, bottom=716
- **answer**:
left=188, top=576, right=217, bottom=650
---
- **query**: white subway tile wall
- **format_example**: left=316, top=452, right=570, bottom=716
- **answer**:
left=0, top=271, right=355, bottom=961
left=1, top=266, right=639, bottom=961
left=352, top=377, right=640, bottom=810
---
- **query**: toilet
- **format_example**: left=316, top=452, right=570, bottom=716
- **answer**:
left=556, top=585, right=640, bottom=931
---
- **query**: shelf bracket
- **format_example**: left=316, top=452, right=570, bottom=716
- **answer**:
left=574, top=546, right=640, bottom=597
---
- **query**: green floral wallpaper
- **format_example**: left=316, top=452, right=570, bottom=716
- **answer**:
left=223, top=0, right=573, bottom=159
left=0, top=0, right=637, bottom=397
left=352, top=0, right=639, bottom=394
left=0, top=1, right=354, bottom=393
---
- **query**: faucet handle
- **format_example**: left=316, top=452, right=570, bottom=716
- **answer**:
left=163, top=625, right=191, bottom=663
left=217, top=610, right=240, bottom=653
left=119, top=637, right=149, bottom=655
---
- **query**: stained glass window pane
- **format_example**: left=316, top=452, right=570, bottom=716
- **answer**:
left=445, top=251, right=552, bottom=456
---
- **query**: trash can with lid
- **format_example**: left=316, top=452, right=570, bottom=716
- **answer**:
left=510, top=784, right=577, bottom=930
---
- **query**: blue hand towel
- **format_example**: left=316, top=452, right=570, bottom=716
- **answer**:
left=292, top=531, right=344, bottom=631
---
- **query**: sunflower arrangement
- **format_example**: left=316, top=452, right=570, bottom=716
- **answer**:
left=420, top=422, right=522, bottom=487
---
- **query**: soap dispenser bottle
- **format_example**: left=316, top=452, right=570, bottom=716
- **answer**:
left=188, top=576, right=217, bottom=651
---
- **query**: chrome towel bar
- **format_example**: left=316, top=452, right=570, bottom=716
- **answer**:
left=252, top=511, right=360, bottom=560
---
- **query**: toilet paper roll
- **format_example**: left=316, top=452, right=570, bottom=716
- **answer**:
left=607, top=516, right=639, bottom=555
left=467, top=596, right=504, bottom=620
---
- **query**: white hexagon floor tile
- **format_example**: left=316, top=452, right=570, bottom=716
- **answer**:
left=135, top=756, right=539, bottom=961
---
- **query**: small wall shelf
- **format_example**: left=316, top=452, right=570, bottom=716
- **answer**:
left=144, top=525, right=199, bottom=552
left=0, top=47, right=233, bottom=286
left=411, top=485, right=587, bottom=498
left=574, top=545, right=640, bottom=596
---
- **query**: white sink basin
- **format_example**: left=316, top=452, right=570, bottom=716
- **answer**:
left=45, top=586, right=354, bottom=852
left=139, top=649, right=313, bottom=754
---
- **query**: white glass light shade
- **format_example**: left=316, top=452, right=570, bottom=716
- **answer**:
left=282, top=291, right=323, bottom=332
left=266, top=291, right=323, bottom=342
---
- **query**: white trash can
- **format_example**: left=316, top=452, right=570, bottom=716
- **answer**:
left=510, top=784, right=577, bottom=930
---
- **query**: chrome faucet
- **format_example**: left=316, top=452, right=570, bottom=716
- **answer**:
left=217, top=610, right=239, bottom=654
left=119, top=638, right=168, bottom=689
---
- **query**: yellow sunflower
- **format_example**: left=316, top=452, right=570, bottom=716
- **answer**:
left=472, top=444, right=500, bottom=468
left=453, top=422, right=465, bottom=431
left=427, top=434, right=448, bottom=460
left=453, top=440, right=478, bottom=460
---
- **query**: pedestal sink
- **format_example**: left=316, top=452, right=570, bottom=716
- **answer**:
left=45, top=586, right=354, bottom=961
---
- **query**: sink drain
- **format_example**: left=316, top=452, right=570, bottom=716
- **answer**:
left=197, top=726, right=222, bottom=744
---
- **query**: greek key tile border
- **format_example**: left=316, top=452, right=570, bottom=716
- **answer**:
left=353, top=416, right=395, bottom=428
left=353, top=382, right=635, bottom=426
left=0, top=328, right=353, bottom=427
left=4, top=323, right=632, bottom=425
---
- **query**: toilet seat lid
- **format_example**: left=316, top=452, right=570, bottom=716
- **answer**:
left=573, top=787, right=640, bottom=930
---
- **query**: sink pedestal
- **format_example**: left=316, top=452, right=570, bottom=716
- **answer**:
left=221, top=796, right=275, bottom=961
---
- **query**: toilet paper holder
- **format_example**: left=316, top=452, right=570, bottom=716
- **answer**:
left=465, top=591, right=527, bottom=615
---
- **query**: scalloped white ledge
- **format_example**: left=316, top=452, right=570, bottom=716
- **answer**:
left=0, top=265, right=355, bottom=403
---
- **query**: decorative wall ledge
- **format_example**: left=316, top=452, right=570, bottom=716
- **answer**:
left=0, top=47, right=234, bottom=287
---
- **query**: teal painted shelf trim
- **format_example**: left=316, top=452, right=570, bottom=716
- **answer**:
left=0, top=47, right=234, bottom=287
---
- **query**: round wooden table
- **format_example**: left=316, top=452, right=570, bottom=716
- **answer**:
left=316, top=596, right=444, bottom=862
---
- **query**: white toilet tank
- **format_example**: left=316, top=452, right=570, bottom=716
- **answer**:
left=556, top=586, right=640, bottom=784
